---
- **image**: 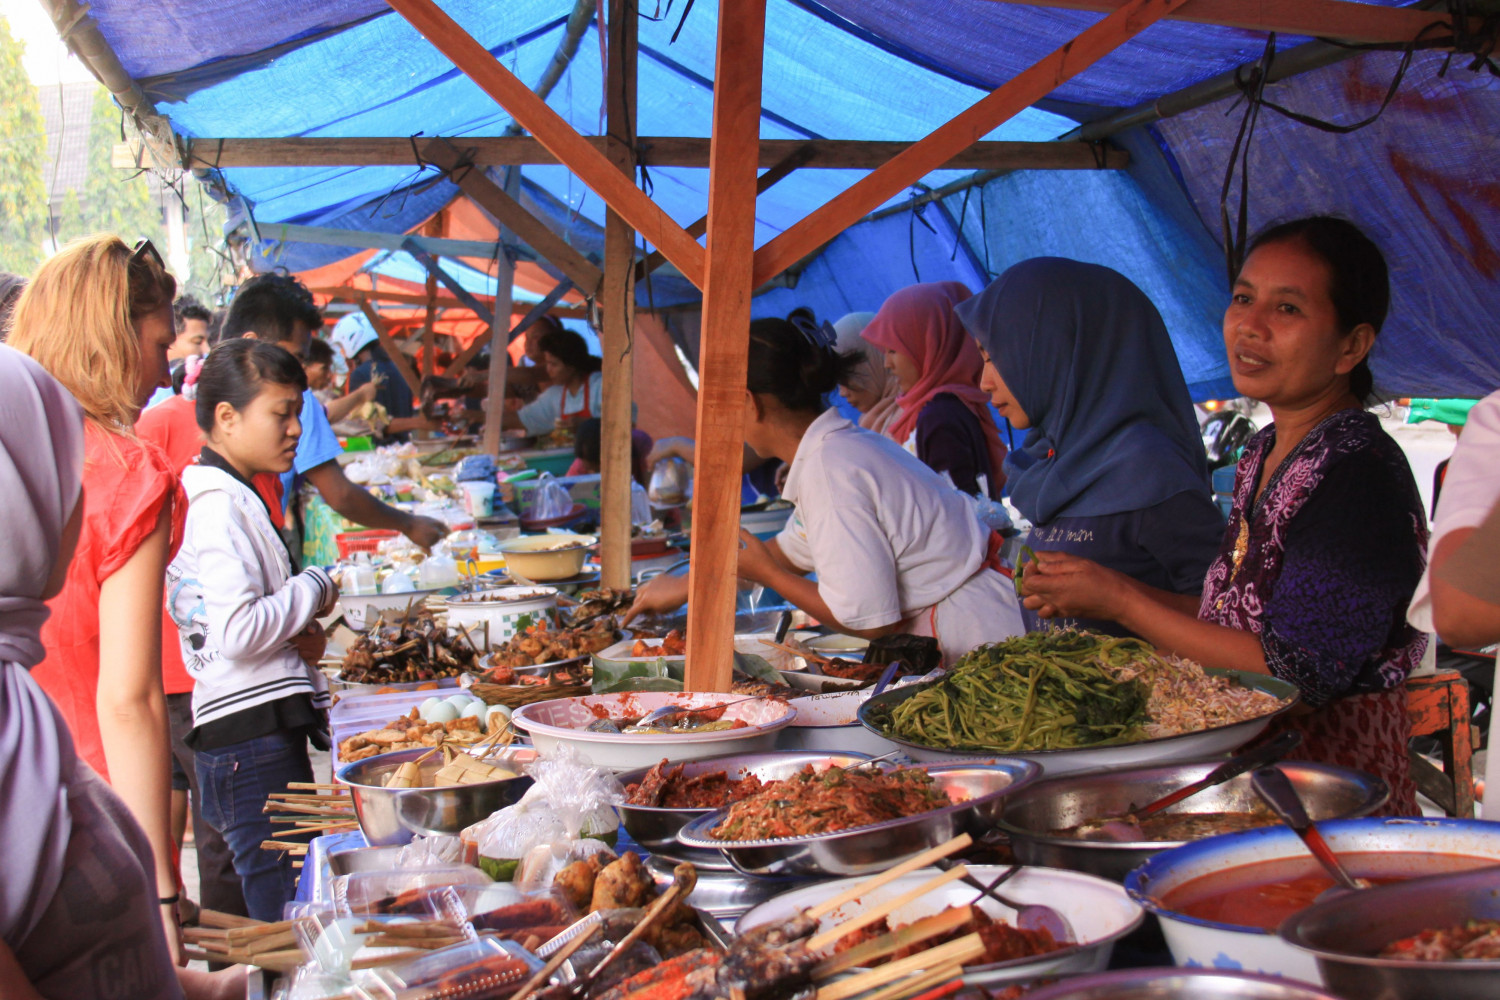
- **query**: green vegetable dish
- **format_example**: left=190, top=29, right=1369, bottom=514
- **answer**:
left=870, top=631, right=1159, bottom=753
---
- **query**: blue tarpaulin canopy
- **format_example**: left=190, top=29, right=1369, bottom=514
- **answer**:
left=78, top=0, right=1500, bottom=397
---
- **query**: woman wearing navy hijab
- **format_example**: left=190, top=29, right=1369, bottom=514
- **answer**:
left=954, top=257, right=1224, bottom=634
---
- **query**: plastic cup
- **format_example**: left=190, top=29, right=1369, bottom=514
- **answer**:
left=462, top=481, right=496, bottom=518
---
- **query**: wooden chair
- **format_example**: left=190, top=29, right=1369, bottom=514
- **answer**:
left=1407, top=671, right=1475, bottom=818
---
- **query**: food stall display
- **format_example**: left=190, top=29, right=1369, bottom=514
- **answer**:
left=221, top=437, right=1495, bottom=1000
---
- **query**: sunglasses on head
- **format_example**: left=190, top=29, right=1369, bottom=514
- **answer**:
left=130, top=239, right=164, bottom=269
left=787, top=312, right=837, bottom=353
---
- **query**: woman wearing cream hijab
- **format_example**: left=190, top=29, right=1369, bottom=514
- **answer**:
left=832, top=311, right=900, bottom=434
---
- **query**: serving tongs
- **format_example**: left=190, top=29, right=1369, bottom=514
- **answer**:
left=550, top=863, right=699, bottom=1000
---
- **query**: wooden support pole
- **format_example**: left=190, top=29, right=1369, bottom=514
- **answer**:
left=422, top=215, right=441, bottom=379
left=482, top=253, right=516, bottom=455
left=357, top=302, right=422, bottom=395
left=424, top=142, right=605, bottom=295
left=752, top=0, right=1192, bottom=286
left=386, top=0, right=706, bottom=287
left=600, top=0, right=638, bottom=593
left=683, top=0, right=767, bottom=693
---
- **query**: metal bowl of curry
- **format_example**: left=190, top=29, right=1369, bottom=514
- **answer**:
left=615, top=750, right=873, bottom=870
left=996, top=758, right=1388, bottom=881
left=675, top=759, right=1040, bottom=879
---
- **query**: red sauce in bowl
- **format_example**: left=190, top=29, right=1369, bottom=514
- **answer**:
left=1159, top=852, right=1497, bottom=931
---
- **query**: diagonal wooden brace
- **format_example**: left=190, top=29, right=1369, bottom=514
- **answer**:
left=385, top=0, right=705, bottom=288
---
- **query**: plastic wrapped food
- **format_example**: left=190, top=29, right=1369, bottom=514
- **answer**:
left=353, top=937, right=541, bottom=1000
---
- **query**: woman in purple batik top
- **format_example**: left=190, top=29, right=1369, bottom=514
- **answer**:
left=1019, top=217, right=1428, bottom=815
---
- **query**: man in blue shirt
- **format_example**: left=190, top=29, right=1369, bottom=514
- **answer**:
left=222, top=275, right=446, bottom=550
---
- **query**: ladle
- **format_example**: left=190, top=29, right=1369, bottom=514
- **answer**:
left=1251, top=764, right=1369, bottom=899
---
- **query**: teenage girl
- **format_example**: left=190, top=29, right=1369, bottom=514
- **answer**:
left=167, top=339, right=339, bottom=920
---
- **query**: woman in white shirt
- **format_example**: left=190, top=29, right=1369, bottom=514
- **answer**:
left=509, top=326, right=604, bottom=436
left=626, top=317, right=1023, bottom=665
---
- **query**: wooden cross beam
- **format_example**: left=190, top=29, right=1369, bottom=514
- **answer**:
left=441, top=278, right=575, bottom=378
left=422, top=141, right=605, bottom=295
left=401, top=242, right=497, bottom=328
left=752, top=0, right=1194, bottom=287
left=984, top=0, right=1471, bottom=45
left=250, top=221, right=500, bottom=259
left=357, top=302, right=423, bottom=395
left=386, top=0, right=707, bottom=288
left=634, top=142, right=817, bottom=284
left=171, top=136, right=1128, bottom=172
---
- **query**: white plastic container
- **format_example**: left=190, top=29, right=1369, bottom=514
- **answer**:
left=444, top=587, right=558, bottom=649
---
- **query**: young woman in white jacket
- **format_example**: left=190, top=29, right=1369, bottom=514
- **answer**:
left=166, top=339, right=338, bottom=920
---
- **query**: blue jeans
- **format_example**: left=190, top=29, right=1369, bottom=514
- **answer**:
left=194, top=730, right=312, bottom=921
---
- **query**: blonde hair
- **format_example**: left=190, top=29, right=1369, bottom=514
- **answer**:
left=9, top=234, right=176, bottom=430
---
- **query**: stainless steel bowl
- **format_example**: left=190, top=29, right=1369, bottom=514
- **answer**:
left=1021, top=968, right=1342, bottom=999
left=858, top=669, right=1299, bottom=776
left=327, top=845, right=406, bottom=876
left=336, top=746, right=535, bottom=846
left=676, top=759, right=1040, bottom=878
left=1279, top=866, right=1500, bottom=1000
left=616, top=750, right=873, bottom=869
left=997, top=759, right=1388, bottom=881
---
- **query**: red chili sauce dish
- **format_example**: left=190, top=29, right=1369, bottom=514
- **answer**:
left=1158, top=852, right=1499, bottom=931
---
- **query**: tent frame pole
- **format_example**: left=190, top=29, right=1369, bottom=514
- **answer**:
left=682, top=0, right=769, bottom=692
left=600, top=0, right=640, bottom=592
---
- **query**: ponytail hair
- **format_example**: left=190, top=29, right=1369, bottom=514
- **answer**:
left=746, top=313, right=863, bottom=415
left=1247, top=216, right=1387, bottom=406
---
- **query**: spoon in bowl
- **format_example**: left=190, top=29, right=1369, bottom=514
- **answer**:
left=1251, top=764, right=1369, bottom=900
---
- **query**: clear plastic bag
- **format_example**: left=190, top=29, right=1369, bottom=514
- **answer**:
left=526, top=473, right=573, bottom=521
left=629, top=479, right=654, bottom=528
left=513, top=837, right=617, bottom=894
left=397, top=834, right=467, bottom=869
left=339, top=866, right=492, bottom=917
left=295, top=906, right=476, bottom=979
left=467, top=803, right=568, bottom=882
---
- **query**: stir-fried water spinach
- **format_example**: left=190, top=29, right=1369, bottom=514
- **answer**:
left=870, top=631, right=1154, bottom=752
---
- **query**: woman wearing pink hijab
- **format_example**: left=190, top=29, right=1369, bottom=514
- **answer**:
left=861, top=282, right=1007, bottom=499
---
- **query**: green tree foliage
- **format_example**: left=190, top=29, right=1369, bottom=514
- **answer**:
left=0, top=16, right=48, bottom=274
left=55, top=86, right=167, bottom=253
left=54, top=86, right=230, bottom=303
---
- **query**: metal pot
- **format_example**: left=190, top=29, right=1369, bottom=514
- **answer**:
left=996, top=759, right=1388, bottom=881
left=336, top=746, right=535, bottom=846
left=1279, top=866, right=1500, bottom=1000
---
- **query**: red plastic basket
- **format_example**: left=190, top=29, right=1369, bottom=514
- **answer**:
left=335, top=529, right=401, bottom=559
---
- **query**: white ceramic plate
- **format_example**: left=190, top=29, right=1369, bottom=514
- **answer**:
left=737, top=865, right=1143, bottom=988
left=510, top=691, right=798, bottom=771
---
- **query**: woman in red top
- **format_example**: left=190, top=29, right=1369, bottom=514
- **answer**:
left=9, top=235, right=186, bottom=959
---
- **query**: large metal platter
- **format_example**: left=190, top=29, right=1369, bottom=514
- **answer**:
left=858, top=667, right=1299, bottom=776
left=676, top=759, right=1039, bottom=878
left=615, top=750, right=872, bottom=870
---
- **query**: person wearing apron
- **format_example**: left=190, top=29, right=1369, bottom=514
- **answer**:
left=512, top=326, right=604, bottom=436
left=626, top=315, right=1023, bottom=665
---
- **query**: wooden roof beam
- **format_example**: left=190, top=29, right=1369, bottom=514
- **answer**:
left=986, top=0, right=1473, bottom=46
left=753, top=0, right=1192, bottom=287
left=248, top=221, right=501, bottom=259
left=386, top=0, right=706, bottom=288
left=176, top=136, right=1128, bottom=171
left=421, top=142, right=605, bottom=295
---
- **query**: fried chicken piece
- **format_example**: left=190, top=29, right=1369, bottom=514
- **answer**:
left=343, top=744, right=382, bottom=762
left=363, top=729, right=409, bottom=746
left=591, top=851, right=655, bottom=911
left=650, top=922, right=705, bottom=959
left=554, top=855, right=605, bottom=912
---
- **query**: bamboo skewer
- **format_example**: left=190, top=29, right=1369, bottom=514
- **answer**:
left=811, top=906, right=974, bottom=980
left=513, top=922, right=600, bottom=1000
left=807, top=866, right=971, bottom=953
left=815, top=935, right=983, bottom=1000
left=856, top=963, right=968, bottom=1000
left=262, top=800, right=354, bottom=817
left=806, top=835, right=972, bottom=920
left=287, top=782, right=345, bottom=791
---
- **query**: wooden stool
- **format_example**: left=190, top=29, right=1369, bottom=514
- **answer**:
left=1407, top=671, right=1475, bottom=817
